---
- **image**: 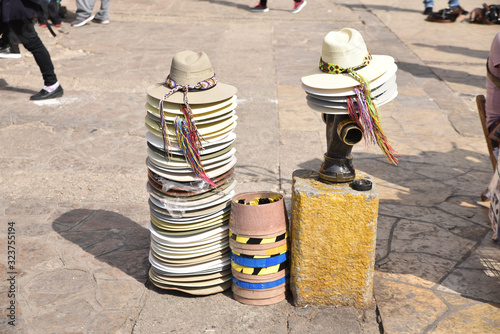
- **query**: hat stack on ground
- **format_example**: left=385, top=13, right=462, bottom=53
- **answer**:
left=228, top=192, right=290, bottom=305
left=301, top=28, right=399, bottom=164
left=145, top=50, right=238, bottom=295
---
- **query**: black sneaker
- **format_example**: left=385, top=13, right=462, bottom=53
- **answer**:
left=423, top=7, right=433, bottom=15
left=30, top=85, right=64, bottom=100
left=0, top=47, right=21, bottom=59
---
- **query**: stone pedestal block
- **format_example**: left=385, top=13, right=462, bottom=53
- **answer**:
left=290, top=169, right=379, bottom=308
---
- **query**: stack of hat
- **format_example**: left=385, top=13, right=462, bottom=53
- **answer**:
left=228, top=192, right=289, bottom=305
left=301, top=28, right=398, bottom=164
left=145, top=50, right=238, bottom=295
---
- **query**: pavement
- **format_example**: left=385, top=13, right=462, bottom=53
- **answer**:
left=0, top=0, right=499, bottom=333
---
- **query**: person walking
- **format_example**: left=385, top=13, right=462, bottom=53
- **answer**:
left=422, top=0, right=464, bottom=15
left=251, top=0, right=307, bottom=14
left=0, top=0, right=63, bottom=100
left=71, top=0, right=110, bottom=27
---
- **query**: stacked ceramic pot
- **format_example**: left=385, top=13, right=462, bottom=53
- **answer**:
left=228, top=192, right=289, bottom=305
left=145, top=51, right=238, bottom=295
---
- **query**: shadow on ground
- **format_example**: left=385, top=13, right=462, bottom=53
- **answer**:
left=52, top=209, right=151, bottom=283
left=338, top=3, right=421, bottom=14
left=412, top=43, right=489, bottom=61
left=398, top=61, right=485, bottom=89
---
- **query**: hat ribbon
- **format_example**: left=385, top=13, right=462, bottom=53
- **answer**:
left=346, top=86, right=399, bottom=165
left=157, top=74, right=219, bottom=188
left=319, top=51, right=373, bottom=75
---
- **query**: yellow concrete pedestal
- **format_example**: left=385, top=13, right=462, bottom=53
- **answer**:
left=290, top=169, right=379, bottom=308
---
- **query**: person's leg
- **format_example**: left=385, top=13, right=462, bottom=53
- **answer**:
left=448, top=0, right=460, bottom=8
left=422, top=0, right=434, bottom=14
left=250, top=0, right=268, bottom=12
left=8, top=19, right=58, bottom=86
left=0, top=25, right=20, bottom=58
left=75, top=0, right=96, bottom=20
left=48, top=0, right=62, bottom=25
left=7, top=28, right=20, bottom=54
left=0, top=24, right=9, bottom=49
left=94, top=0, right=111, bottom=21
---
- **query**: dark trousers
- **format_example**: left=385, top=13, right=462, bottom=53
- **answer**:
left=38, top=0, right=62, bottom=26
left=0, top=19, right=57, bottom=86
left=0, top=26, right=21, bottom=52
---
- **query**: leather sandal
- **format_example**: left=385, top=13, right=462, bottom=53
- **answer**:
left=426, top=6, right=467, bottom=23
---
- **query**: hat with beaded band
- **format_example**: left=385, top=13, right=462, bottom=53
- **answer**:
left=301, top=28, right=395, bottom=90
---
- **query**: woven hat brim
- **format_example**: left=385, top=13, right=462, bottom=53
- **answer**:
left=301, top=55, right=395, bottom=90
left=146, top=101, right=236, bottom=122
left=306, top=89, right=398, bottom=115
left=147, top=82, right=237, bottom=105
left=146, top=131, right=236, bottom=155
left=306, top=74, right=397, bottom=103
left=306, top=80, right=397, bottom=109
left=147, top=157, right=237, bottom=182
left=147, top=95, right=237, bottom=114
left=302, top=63, right=398, bottom=97
left=145, top=114, right=237, bottom=136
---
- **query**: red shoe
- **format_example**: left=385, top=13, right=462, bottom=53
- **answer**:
left=39, top=23, right=47, bottom=28
left=54, top=24, right=62, bottom=27
left=291, top=0, right=307, bottom=13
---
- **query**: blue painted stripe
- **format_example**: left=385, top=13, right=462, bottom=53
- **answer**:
left=231, top=275, right=289, bottom=290
left=230, top=251, right=288, bottom=268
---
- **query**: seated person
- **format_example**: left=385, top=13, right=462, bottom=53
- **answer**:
left=486, top=31, right=500, bottom=159
left=486, top=31, right=500, bottom=242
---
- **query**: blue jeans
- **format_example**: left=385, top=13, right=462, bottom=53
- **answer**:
left=423, top=0, right=460, bottom=8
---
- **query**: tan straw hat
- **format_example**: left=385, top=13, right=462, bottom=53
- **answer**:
left=147, top=50, right=237, bottom=104
left=301, top=28, right=395, bottom=90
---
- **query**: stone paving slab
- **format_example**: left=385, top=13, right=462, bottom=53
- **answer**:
left=1, top=0, right=500, bottom=333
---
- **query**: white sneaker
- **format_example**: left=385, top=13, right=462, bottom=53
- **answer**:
left=0, top=48, right=21, bottom=59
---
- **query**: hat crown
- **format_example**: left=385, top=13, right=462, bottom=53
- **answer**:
left=169, top=50, right=215, bottom=86
left=321, top=29, right=368, bottom=69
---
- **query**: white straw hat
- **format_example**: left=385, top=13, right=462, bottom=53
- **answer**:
left=301, top=28, right=395, bottom=90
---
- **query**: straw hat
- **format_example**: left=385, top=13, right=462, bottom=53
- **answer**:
left=147, top=51, right=237, bottom=104
left=301, top=28, right=395, bottom=90
left=301, top=63, right=398, bottom=97
left=306, top=82, right=398, bottom=114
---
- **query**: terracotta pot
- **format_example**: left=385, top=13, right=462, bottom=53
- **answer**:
left=229, top=238, right=289, bottom=256
left=232, top=282, right=287, bottom=300
left=232, top=283, right=288, bottom=305
left=228, top=236, right=288, bottom=251
left=233, top=292, right=287, bottom=306
left=229, top=192, right=288, bottom=238
left=231, top=268, right=288, bottom=283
